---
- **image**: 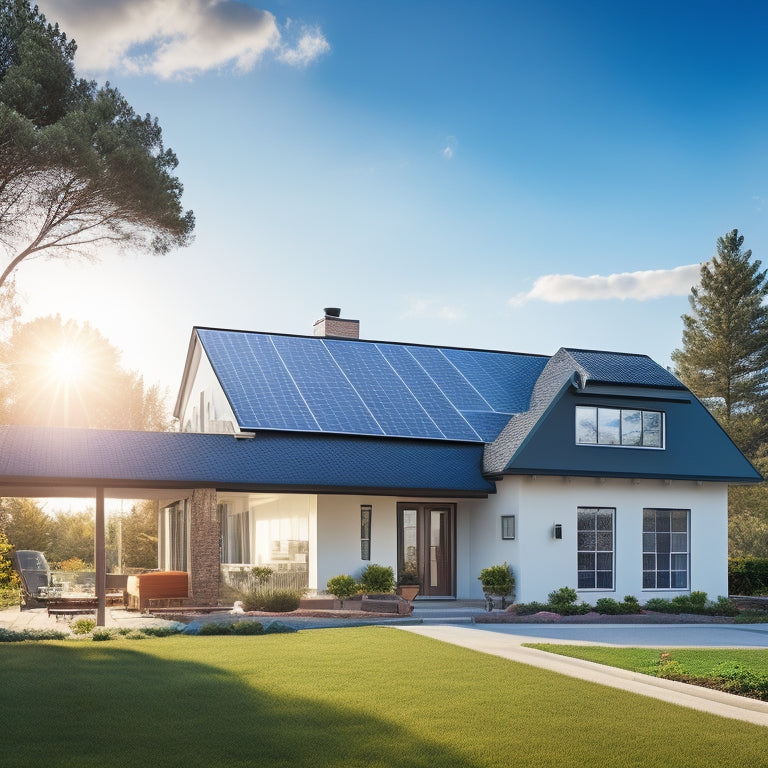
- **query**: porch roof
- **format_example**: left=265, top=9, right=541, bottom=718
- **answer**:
left=0, top=425, right=494, bottom=498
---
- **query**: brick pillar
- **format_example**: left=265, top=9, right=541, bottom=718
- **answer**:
left=189, top=488, right=220, bottom=605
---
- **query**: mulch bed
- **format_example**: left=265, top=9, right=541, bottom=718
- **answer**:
left=474, top=610, right=741, bottom=624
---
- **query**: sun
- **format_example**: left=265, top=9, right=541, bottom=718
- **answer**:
left=47, top=343, right=86, bottom=385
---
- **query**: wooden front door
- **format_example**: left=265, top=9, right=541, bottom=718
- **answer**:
left=397, top=503, right=455, bottom=597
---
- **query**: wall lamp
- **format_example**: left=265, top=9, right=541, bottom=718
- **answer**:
left=552, top=524, right=563, bottom=540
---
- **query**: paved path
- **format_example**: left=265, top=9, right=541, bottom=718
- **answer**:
left=395, top=623, right=768, bottom=727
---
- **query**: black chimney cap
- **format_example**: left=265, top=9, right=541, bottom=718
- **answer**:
left=324, top=307, right=341, bottom=317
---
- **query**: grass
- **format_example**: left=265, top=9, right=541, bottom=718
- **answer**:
left=525, top=644, right=768, bottom=699
left=0, top=627, right=765, bottom=767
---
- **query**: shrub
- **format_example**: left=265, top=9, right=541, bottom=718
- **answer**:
left=729, top=557, right=768, bottom=596
left=547, top=586, right=591, bottom=615
left=242, top=588, right=303, bottom=612
left=0, top=627, right=68, bottom=642
left=643, top=597, right=674, bottom=612
left=326, top=574, right=359, bottom=604
left=594, top=598, right=623, bottom=615
left=140, top=625, right=184, bottom=637
left=621, top=595, right=643, bottom=614
left=70, top=618, right=96, bottom=635
left=511, top=601, right=551, bottom=615
left=231, top=621, right=263, bottom=635
left=0, top=586, right=20, bottom=608
left=478, top=563, right=515, bottom=600
left=198, top=622, right=233, bottom=635
left=261, top=589, right=303, bottom=612
left=359, top=564, right=395, bottom=594
left=92, top=628, right=113, bottom=641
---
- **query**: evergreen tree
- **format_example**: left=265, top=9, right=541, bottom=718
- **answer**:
left=672, top=229, right=768, bottom=451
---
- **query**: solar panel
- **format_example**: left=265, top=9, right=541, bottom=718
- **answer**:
left=199, top=329, right=549, bottom=443
left=324, top=341, right=444, bottom=439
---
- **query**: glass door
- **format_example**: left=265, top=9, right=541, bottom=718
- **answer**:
left=397, top=503, right=455, bottom=597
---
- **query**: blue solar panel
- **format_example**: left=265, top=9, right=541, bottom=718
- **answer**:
left=270, top=335, right=384, bottom=435
left=404, top=345, right=491, bottom=411
left=375, top=344, right=482, bottom=441
left=324, top=341, right=444, bottom=439
left=443, top=348, right=548, bottom=413
left=460, top=411, right=516, bottom=442
left=198, top=331, right=319, bottom=431
left=199, top=329, right=549, bottom=443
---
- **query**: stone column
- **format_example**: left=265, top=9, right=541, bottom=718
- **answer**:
left=189, top=488, right=220, bottom=605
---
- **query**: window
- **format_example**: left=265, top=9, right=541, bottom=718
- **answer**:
left=576, top=406, right=664, bottom=448
left=501, top=515, right=515, bottom=540
left=577, top=507, right=614, bottom=589
left=219, top=503, right=251, bottom=564
left=361, top=505, right=371, bottom=560
left=643, top=508, right=689, bottom=589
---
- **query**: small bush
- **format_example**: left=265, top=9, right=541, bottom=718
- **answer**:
left=198, top=622, right=233, bottom=635
left=547, top=587, right=591, bottom=615
left=594, top=598, right=623, bottom=615
left=92, top=628, right=113, bottom=641
left=621, top=595, right=643, bottom=614
left=140, top=625, right=184, bottom=637
left=479, top=563, right=515, bottom=599
left=0, top=627, right=68, bottom=642
left=242, top=588, right=303, bottom=612
left=0, top=586, right=20, bottom=608
left=326, top=574, right=359, bottom=603
left=729, top=557, right=768, bottom=596
left=643, top=597, right=675, bottom=613
left=70, top=618, right=96, bottom=635
left=231, top=621, right=263, bottom=635
left=124, top=630, right=148, bottom=640
left=510, top=601, right=550, bottom=615
left=359, top=564, right=395, bottom=594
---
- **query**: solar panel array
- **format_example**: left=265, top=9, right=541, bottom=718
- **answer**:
left=197, top=329, right=549, bottom=442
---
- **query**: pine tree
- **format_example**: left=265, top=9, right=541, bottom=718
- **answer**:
left=672, top=229, right=768, bottom=443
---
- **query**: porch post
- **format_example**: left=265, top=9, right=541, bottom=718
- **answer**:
left=95, top=487, right=106, bottom=626
left=189, top=488, right=220, bottom=605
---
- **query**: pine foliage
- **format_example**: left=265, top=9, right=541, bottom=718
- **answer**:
left=672, top=229, right=768, bottom=428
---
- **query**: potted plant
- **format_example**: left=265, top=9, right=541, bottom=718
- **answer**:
left=478, top=563, right=515, bottom=610
left=396, top=565, right=420, bottom=601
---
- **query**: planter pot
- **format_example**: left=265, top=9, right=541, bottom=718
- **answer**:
left=396, top=585, right=420, bottom=601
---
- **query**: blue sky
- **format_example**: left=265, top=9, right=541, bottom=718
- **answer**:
left=16, top=0, right=768, bottom=399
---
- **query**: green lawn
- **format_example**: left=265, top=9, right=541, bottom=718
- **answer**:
left=524, top=644, right=768, bottom=678
left=1, top=627, right=765, bottom=767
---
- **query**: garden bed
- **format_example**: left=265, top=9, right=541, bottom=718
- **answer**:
left=475, top=610, right=751, bottom=624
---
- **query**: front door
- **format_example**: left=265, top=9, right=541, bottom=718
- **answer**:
left=397, top=503, right=455, bottom=597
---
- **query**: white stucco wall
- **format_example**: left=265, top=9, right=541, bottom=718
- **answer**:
left=463, top=476, right=728, bottom=603
left=315, top=495, right=398, bottom=590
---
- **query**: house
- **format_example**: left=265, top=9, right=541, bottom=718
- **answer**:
left=164, top=308, right=761, bottom=604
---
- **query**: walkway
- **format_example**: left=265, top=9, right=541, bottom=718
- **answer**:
left=396, top=622, right=768, bottom=727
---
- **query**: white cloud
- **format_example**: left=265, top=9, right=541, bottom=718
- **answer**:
left=277, top=26, right=331, bottom=67
left=441, top=135, right=458, bottom=160
left=509, top=263, right=701, bottom=306
left=404, top=297, right=466, bottom=322
left=40, top=0, right=329, bottom=78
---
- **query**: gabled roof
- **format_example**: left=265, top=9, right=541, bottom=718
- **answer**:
left=484, top=348, right=762, bottom=483
left=191, top=327, right=549, bottom=443
left=0, top=425, right=494, bottom=497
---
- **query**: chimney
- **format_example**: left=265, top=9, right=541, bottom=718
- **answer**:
left=313, top=307, right=360, bottom=339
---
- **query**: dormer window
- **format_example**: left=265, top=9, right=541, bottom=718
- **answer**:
left=576, top=406, right=664, bottom=449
